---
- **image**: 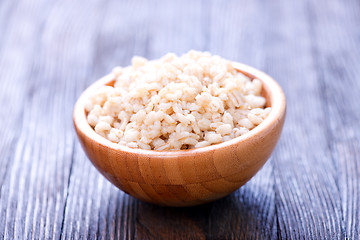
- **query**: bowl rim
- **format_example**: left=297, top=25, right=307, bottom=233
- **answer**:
left=73, top=62, right=286, bottom=156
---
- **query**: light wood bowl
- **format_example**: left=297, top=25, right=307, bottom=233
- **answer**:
left=73, top=63, right=286, bottom=207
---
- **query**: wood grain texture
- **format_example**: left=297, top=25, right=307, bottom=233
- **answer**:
left=0, top=0, right=359, bottom=239
left=308, top=0, right=360, bottom=238
left=262, top=0, right=344, bottom=238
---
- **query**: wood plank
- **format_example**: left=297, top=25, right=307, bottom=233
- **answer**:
left=0, top=0, right=108, bottom=239
left=39, top=1, right=116, bottom=239
left=308, top=0, right=360, bottom=238
left=204, top=0, right=277, bottom=239
left=262, top=0, right=344, bottom=238
left=0, top=0, right=17, bottom=54
left=0, top=0, right=49, bottom=189
left=60, top=1, right=140, bottom=239
left=0, top=0, right=59, bottom=239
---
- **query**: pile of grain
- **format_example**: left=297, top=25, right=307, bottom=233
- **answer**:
left=85, top=51, right=271, bottom=150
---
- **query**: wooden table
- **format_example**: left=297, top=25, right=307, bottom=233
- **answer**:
left=1, top=0, right=359, bottom=239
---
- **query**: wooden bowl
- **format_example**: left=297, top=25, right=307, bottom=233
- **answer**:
left=73, top=63, right=286, bottom=207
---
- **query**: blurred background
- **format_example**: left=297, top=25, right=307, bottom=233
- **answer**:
left=0, top=0, right=359, bottom=239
